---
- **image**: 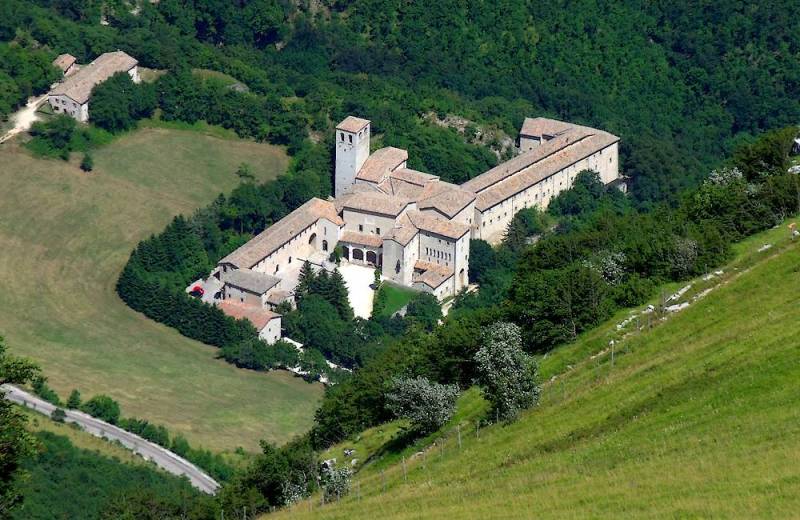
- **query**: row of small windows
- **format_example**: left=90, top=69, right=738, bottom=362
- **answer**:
left=357, top=224, right=381, bottom=235
left=339, top=128, right=367, bottom=144
left=425, top=247, right=452, bottom=262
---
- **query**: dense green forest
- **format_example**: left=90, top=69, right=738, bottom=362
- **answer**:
left=3, top=0, right=798, bottom=202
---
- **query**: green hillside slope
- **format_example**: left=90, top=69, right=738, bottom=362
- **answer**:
left=276, top=228, right=800, bottom=518
left=0, top=127, right=322, bottom=453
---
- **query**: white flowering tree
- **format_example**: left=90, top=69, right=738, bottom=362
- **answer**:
left=321, top=465, right=352, bottom=501
left=474, top=322, right=540, bottom=421
left=385, top=376, right=459, bottom=435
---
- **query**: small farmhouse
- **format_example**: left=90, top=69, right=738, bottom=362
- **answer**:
left=47, top=51, right=139, bottom=122
left=217, top=301, right=281, bottom=344
left=52, top=53, right=77, bottom=76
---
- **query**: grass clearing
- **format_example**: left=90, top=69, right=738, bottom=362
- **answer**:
left=0, top=126, right=323, bottom=453
left=375, top=284, right=418, bottom=317
left=276, top=222, right=800, bottom=518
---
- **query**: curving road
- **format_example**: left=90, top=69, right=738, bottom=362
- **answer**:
left=1, top=384, right=220, bottom=495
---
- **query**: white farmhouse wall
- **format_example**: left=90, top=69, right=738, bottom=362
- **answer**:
left=128, top=66, right=141, bottom=84
left=259, top=318, right=281, bottom=344
left=48, top=95, right=88, bottom=122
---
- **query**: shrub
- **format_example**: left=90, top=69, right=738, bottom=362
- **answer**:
left=66, top=390, right=81, bottom=409
left=80, top=395, right=121, bottom=425
left=474, top=322, right=540, bottom=421
left=80, top=152, right=93, bottom=172
left=31, top=376, right=61, bottom=406
left=51, top=408, right=66, bottom=423
left=404, top=293, right=442, bottom=331
left=385, top=376, right=459, bottom=434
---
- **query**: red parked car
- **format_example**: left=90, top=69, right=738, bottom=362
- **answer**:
left=189, top=285, right=205, bottom=298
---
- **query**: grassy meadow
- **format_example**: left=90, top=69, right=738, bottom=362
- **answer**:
left=0, top=126, right=323, bottom=453
left=276, top=222, right=800, bottom=518
left=375, top=284, right=418, bottom=317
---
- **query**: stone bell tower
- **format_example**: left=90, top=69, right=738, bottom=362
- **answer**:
left=335, top=116, right=371, bottom=197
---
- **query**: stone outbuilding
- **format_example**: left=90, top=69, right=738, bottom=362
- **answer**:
left=47, top=51, right=139, bottom=122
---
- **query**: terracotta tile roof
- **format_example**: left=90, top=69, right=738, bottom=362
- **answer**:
left=50, top=51, right=137, bottom=104
left=472, top=131, right=619, bottom=211
left=53, top=54, right=76, bottom=73
left=413, top=260, right=453, bottom=288
left=390, top=168, right=439, bottom=186
left=376, top=178, right=421, bottom=199
left=217, top=301, right=280, bottom=331
left=383, top=221, right=419, bottom=247
left=225, top=268, right=281, bottom=294
left=341, top=191, right=411, bottom=217
left=356, top=147, right=408, bottom=183
left=339, top=230, right=384, bottom=248
left=416, top=181, right=476, bottom=218
left=520, top=117, right=574, bottom=138
left=336, top=116, right=370, bottom=133
left=406, top=210, right=470, bottom=240
left=219, top=198, right=343, bottom=268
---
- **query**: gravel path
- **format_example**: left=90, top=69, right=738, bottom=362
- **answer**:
left=0, top=94, right=47, bottom=144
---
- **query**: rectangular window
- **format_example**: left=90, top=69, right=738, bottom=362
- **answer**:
left=359, top=224, right=363, bottom=232
left=376, top=227, right=381, bottom=235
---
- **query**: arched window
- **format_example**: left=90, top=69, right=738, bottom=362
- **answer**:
left=395, top=260, right=401, bottom=274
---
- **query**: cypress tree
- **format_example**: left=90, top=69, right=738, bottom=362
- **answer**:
left=295, top=261, right=315, bottom=300
left=329, top=269, right=354, bottom=321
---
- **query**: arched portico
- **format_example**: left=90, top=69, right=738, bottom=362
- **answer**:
left=352, top=248, right=364, bottom=261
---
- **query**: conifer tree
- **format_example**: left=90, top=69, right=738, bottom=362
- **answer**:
left=328, top=269, right=354, bottom=321
left=295, top=261, right=315, bottom=300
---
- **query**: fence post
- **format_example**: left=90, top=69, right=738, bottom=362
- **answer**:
left=382, top=469, right=386, bottom=493
left=457, top=425, right=462, bottom=450
left=402, top=456, right=407, bottom=481
left=611, top=340, right=615, bottom=368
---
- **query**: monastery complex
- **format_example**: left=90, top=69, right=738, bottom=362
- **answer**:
left=210, top=116, right=619, bottom=341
